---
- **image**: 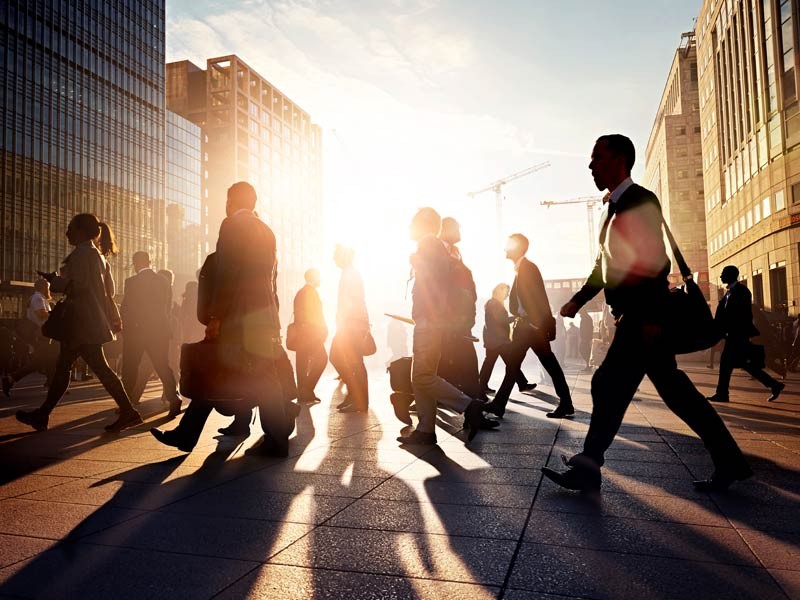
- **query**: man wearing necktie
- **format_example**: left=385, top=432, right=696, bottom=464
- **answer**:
left=542, top=134, right=751, bottom=493
left=484, top=233, right=573, bottom=419
left=708, top=265, right=784, bottom=403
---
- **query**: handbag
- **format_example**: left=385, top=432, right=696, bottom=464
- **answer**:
left=285, top=321, right=304, bottom=352
left=388, top=356, right=413, bottom=394
left=41, top=298, right=74, bottom=342
left=361, top=329, right=377, bottom=356
left=661, top=217, right=717, bottom=354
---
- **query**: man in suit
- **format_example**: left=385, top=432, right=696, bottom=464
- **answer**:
left=708, top=265, right=784, bottom=403
left=542, top=134, right=751, bottom=492
left=484, top=234, right=573, bottom=419
left=150, top=181, right=291, bottom=457
left=396, top=207, right=498, bottom=445
left=293, top=268, right=328, bottom=405
left=120, top=251, right=181, bottom=417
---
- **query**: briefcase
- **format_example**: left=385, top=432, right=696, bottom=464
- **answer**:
left=180, top=339, right=261, bottom=400
left=388, top=357, right=413, bottom=394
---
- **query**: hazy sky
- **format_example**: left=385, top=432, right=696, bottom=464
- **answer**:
left=166, top=0, right=702, bottom=306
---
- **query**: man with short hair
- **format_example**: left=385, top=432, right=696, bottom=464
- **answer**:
left=708, top=265, right=784, bottom=403
left=121, top=251, right=182, bottom=417
left=484, top=233, right=573, bottom=419
left=543, top=134, right=751, bottom=492
left=397, top=207, right=498, bottom=445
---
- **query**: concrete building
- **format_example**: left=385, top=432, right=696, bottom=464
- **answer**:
left=166, top=55, right=323, bottom=318
left=696, top=0, right=800, bottom=315
left=0, top=0, right=166, bottom=316
left=645, top=32, right=711, bottom=298
left=165, top=110, right=203, bottom=293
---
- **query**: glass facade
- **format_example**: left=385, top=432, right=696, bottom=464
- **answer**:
left=165, top=110, right=202, bottom=290
left=0, top=0, right=166, bottom=299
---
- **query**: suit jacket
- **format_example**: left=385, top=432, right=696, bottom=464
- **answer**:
left=571, top=183, right=670, bottom=316
left=483, top=297, right=512, bottom=350
left=715, top=283, right=759, bottom=340
left=294, top=284, right=328, bottom=343
left=210, top=210, right=280, bottom=357
left=50, top=241, right=116, bottom=347
left=510, top=257, right=554, bottom=335
left=121, top=268, right=172, bottom=341
left=410, top=235, right=450, bottom=325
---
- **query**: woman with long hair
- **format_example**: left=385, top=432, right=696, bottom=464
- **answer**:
left=15, top=214, right=141, bottom=432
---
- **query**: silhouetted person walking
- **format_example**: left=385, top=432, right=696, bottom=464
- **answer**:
left=151, top=182, right=290, bottom=456
left=397, top=208, right=497, bottom=445
left=478, top=283, right=536, bottom=395
left=579, top=308, right=594, bottom=370
left=707, top=265, right=784, bottom=404
left=292, top=268, right=328, bottom=405
left=120, top=251, right=181, bottom=417
left=15, top=214, right=141, bottom=432
left=330, top=245, right=370, bottom=413
left=543, top=134, right=751, bottom=492
left=484, top=233, right=573, bottom=419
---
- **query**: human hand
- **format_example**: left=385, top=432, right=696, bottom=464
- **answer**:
left=560, top=301, right=579, bottom=318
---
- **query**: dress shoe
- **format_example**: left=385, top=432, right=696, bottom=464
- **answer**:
left=16, top=409, right=48, bottom=431
left=150, top=428, right=194, bottom=452
left=218, top=421, right=250, bottom=436
left=518, top=383, right=537, bottom=393
left=397, top=429, right=437, bottom=445
left=482, top=386, right=496, bottom=395
left=706, top=394, right=729, bottom=403
left=482, top=400, right=505, bottom=418
left=336, top=395, right=352, bottom=410
left=105, top=409, right=143, bottom=432
left=245, top=437, right=289, bottom=458
left=390, top=392, right=413, bottom=425
left=464, top=400, right=492, bottom=441
left=541, top=454, right=601, bottom=491
left=167, top=395, right=183, bottom=419
left=2, top=375, right=12, bottom=398
left=693, top=465, right=753, bottom=492
left=546, top=404, right=575, bottom=419
left=768, top=382, right=785, bottom=402
left=339, top=404, right=367, bottom=413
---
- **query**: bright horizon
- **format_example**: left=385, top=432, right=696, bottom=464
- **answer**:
left=166, top=0, right=702, bottom=319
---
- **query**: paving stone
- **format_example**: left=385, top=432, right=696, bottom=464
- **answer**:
left=522, top=510, right=758, bottom=565
left=0, top=498, right=144, bottom=540
left=83, top=511, right=312, bottom=562
left=167, top=488, right=354, bottom=524
left=0, top=542, right=257, bottom=600
left=268, top=526, right=516, bottom=585
left=770, top=569, right=800, bottom=599
left=0, top=534, right=54, bottom=568
left=508, top=543, right=787, bottom=599
left=223, top=471, right=387, bottom=498
left=736, top=529, right=800, bottom=570
left=365, top=479, right=535, bottom=508
left=328, top=498, right=529, bottom=539
left=0, top=475, right=80, bottom=499
left=216, top=563, right=500, bottom=599
left=395, top=463, right=541, bottom=486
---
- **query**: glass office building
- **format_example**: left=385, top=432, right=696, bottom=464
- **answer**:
left=165, top=110, right=203, bottom=292
left=0, top=0, right=166, bottom=314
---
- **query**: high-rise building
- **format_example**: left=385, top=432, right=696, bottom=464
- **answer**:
left=0, top=0, right=166, bottom=316
left=696, top=0, right=799, bottom=315
left=165, top=110, right=203, bottom=293
left=644, top=32, right=710, bottom=297
left=166, top=55, right=323, bottom=320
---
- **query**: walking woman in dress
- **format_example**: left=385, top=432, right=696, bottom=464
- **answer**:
left=15, top=214, right=142, bottom=432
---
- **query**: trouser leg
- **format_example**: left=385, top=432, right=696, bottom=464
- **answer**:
left=173, top=397, right=213, bottom=447
left=479, top=348, right=500, bottom=389
left=255, top=361, right=288, bottom=444
left=742, top=364, right=780, bottom=390
left=534, top=340, right=572, bottom=404
left=715, top=343, right=736, bottom=397
left=146, top=337, right=179, bottom=400
left=306, top=345, right=328, bottom=394
left=39, top=345, right=80, bottom=415
left=121, top=337, right=145, bottom=402
left=81, top=345, right=136, bottom=413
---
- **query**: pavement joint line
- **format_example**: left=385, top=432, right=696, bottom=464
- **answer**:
left=301, top=521, right=526, bottom=542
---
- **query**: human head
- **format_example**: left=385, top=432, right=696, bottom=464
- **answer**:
left=440, top=217, right=461, bottom=245
left=409, top=207, right=441, bottom=242
left=590, top=134, right=635, bottom=192
left=492, top=283, right=510, bottom=302
left=304, top=268, right=321, bottom=288
left=67, top=214, right=118, bottom=256
left=157, top=269, right=174, bottom=287
left=505, top=233, right=529, bottom=262
left=226, top=181, right=257, bottom=217
left=334, top=245, right=354, bottom=269
left=183, top=280, right=198, bottom=299
left=132, top=251, right=151, bottom=272
left=720, top=265, right=739, bottom=285
left=34, top=278, right=50, bottom=298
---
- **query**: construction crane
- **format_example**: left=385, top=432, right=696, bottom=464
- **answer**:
left=540, top=196, right=604, bottom=263
left=468, top=161, right=551, bottom=240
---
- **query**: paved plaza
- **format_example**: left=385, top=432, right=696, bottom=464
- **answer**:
left=0, top=358, right=798, bottom=599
